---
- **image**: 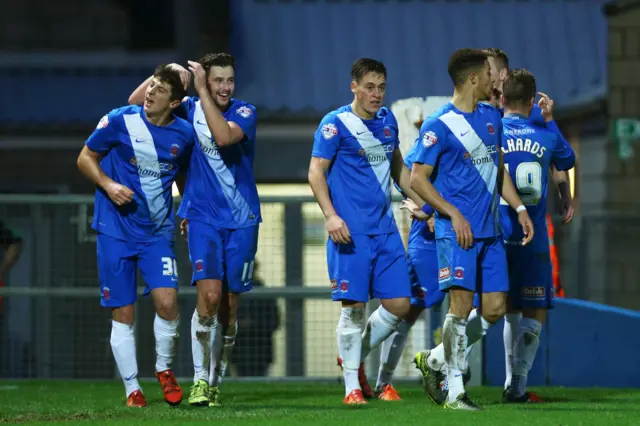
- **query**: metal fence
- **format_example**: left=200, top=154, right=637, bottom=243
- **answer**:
left=0, top=194, right=442, bottom=381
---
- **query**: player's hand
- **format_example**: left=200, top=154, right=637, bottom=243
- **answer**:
left=451, top=212, right=473, bottom=249
left=560, top=199, right=575, bottom=225
left=326, top=214, right=351, bottom=244
left=518, top=210, right=535, bottom=246
left=427, top=216, right=435, bottom=233
left=187, top=61, right=207, bottom=95
left=400, top=199, right=429, bottom=221
left=537, top=92, right=555, bottom=122
left=167, top=63, right=191, bottom=90
left=180, top=219, right=188, bottom=237
left=104, top=181, right=134, bottom=206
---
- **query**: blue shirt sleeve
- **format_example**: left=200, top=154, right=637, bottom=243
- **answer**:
left=229, top=103, right=257, bottom=143
left=85, top=111, right=120, bottom=154
left=312, top=114, right=341, bottom=160
left=412, top=118, right=447, bottom=167
left=551, top=133, right=576, bottom=171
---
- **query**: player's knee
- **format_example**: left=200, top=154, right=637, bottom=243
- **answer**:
left=112, top=305, right=135, bottom=325
left=155, top=297, right=178, bottom=320
left=199, top=289, right=222, bottom=313
left=381, top=297, right=411, bottom=319
left=481, top=300, right=506, bottom=324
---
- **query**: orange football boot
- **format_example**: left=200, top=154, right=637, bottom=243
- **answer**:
left=126, top=389, right=147, bottom=407
left=343, top=389, right=368, bottom=405
left=156, top=369, right=183, bottom=406
left=337, top=357, right=373, bottom=399
left=375, top=384, right=402, bottom=401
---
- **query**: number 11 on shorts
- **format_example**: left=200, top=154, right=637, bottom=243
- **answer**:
left=241, top=260, right=255, bottom=285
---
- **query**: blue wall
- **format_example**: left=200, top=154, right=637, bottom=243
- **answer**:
left=484, top=298, right=640, bottom=387
left=232, top=0, right=608, bottom=115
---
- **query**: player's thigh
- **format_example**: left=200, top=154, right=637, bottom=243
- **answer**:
left=436, top=235, right=479, bottom=293
left=137, top=238, right=179, bottom=299
left=478, top=237, right=509, bottom=293
left=507, top=246, right=553, bottom=311
left=372, top=231, right=412, bottom=302
left=327, top=234, right=373, bottom=303
left=96, top=233, right=137, bottom=308
left=187, top=219, right=225, bottom=285
left=224, top=225, right=259, bottom=294
left=408, top=245, right=445, bottom=309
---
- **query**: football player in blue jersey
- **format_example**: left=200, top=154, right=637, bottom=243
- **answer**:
left=484, top=48, right=575, bottom=394
left=499, top=69, right=575, bottom=402
left=129, top=53, right=260, bottom=407
left=410, top=48, right=534, bottom=410
left=77, top=65, right=195, bottom=408
left=308, top=58, right=427, bottom=404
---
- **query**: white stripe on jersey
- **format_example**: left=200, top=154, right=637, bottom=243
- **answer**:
left=123, top=114, right=169, bottom=227
left=438, top=110, right=499, bottom=193
left=193, top=101, right=252, bottom=223
left=337, top=111, right=393, bottom=219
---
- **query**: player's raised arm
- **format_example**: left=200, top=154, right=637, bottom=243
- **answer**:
left=188, top=60, right=248, bottom=147
left=128, top=63, right=190, bottom=105
left=550, top=131, right=576, bottom=224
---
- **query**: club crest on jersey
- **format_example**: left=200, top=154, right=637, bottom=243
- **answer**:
left=236, top=106, right=252, bottom=118
left=97, top=115, right=109, bottom=129
left=170, top=144, right=180, bottom=157
left=195, top=259, right=204, bottom=272
left=486, top=123, right=495, bottom=135
left=383, top=126, right=392, bottom=139
left=102, top=287, right=110, bottom=300
left=454, top=267, right=464, bottom=279
left=438, top=267, right=450, bottom=280
left=322, top=123, right=338, bottom=140
left=422, top=130, right=438, bottom=147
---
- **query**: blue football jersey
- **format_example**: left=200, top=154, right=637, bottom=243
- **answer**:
left=403, top=141, right=436, bottom=248
left=499, top=114, right=575, bottom=249
left=176, top=97, right=262, bottom=229
left=311, top=104, right=400, bottom=235
left=86, top=105, right=195, bottom=241
left=412, top=102, right=503, bottom=239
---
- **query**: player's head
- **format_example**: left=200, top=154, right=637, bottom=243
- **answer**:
left=484, top=48, right=509, bottom=91
left=144, top=64, right=187, bottom=116
left=447, top=49, right=493, bottom=101
left=199, top=52, right=235, bottom=110
left=350, top=58, right=387, bottom=117
left=502, top=68, right=536, bottom=116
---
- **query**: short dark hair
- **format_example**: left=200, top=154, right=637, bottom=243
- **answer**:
left=153, top=64, right=186, bottom=102
left=447, top=49, right=489, bottom=87
left=484, top=48, right=509, bottom=70
left=502, top=68, right=537, bottom=108
left=351, top=58, right=387, bottom=83
left=199, top=53, right=236, bottom=76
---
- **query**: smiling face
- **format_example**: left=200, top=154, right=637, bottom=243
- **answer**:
left=207, top=65, right=235, bottom=110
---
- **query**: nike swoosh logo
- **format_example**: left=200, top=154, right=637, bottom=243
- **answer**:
left=460, top=131, right=469, bottom=137
left=135, top=139, right=146, bottom=143
left=124, top=373, right=137, bottom=381
left=197, top=120, right=208, bottom=125
left=356, top=131, right=366, bottom=135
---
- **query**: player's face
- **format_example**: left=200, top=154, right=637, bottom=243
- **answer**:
left=144, top=78, right=178, bottom=115
left=352, top=72, right=386, bottom=117
left=207, top=66, right=235, bottom=110
left=474, top=61, right=494, bottom=102
left=487, top=57, right=502, bottom=91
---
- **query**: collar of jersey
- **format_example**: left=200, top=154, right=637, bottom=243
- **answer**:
left=503, top=113, right=528, bottom=120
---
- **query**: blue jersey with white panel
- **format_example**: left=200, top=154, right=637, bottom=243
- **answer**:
left=499, top=114, right=575, bottom=249
left=312, top=104, right=400, bottom=235
left=86, top=105, right=195, bottom=242
left=176, top=97, right=261, bottom=229
left=403, top=141, right=435, bottom=248
left=412, top=102, right=503, bottom=239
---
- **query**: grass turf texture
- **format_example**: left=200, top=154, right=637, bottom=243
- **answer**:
left=1, top=381, right=639, bottom=425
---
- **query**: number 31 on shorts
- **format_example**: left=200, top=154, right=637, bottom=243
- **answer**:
left=162, top=257, right=179, bottom=280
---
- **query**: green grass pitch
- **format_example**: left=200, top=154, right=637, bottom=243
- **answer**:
left=1, top=381, right=639, bottom=425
